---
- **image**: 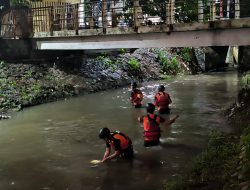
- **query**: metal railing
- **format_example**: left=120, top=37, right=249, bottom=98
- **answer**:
left=0, top=0, right=250, bottom=38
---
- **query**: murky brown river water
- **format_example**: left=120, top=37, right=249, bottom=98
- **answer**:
left=0, top=72, right=239, bottom=190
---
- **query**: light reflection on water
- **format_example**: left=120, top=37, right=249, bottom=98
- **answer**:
left=0, top=72, right=239, bottom=190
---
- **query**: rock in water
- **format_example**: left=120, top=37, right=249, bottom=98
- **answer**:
left=0, top=115, right=11, bottom=120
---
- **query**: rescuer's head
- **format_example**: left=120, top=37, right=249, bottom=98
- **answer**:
left=146, top=103, right=155, bottom=114
left=158, top=85, right=165, bottom=92
left=99, top=127, right=111, bottom=139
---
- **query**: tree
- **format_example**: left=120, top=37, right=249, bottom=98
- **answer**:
left=175, top=0, right=198, bottom=23
left=10, top=0, right=41, bottom=7
left=0, top=0, right=10, bottom=12
left=124, top=0, right=199, bottom=23
left=139, top=0, right=167, bottom=21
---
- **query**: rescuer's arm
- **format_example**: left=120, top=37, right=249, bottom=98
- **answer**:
left=137, top=116, right=144, bottom=127
left=102, top=147, right=111, bottom=162
left=102, top=139, right=122, bottom=162
left=130, top=92, right=134, bottom=103
left=168, top=94, right=172, bottom=104
left=102, top=150, right=121, bottom=162
left=154, top=95, right=159, bottom=106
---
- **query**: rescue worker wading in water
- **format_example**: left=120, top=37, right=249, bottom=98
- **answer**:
left=99, top=127, right=134, bottom=162
left=130, top=82, right=143, bottom=108
left=138, top=103, right=179, bottom=147
left=154, top=85, right=172, bottom=114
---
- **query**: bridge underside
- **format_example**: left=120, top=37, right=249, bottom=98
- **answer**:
left=34, top=19, right=250, bottom=50
left=35, top=28, right=250, bottom=50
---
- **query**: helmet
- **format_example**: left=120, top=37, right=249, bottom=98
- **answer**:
left=99, top=127, right=110, bottom=139
left=158, top=85, right=165, bottom=92
left=146, top=103, right=155, bottom=114
left=131, top=81, right=137, bottom=89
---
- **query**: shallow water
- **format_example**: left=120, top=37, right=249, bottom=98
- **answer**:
left=0, top=72, right=239, bottom=190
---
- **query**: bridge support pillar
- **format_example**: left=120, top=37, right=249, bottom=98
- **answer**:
left=235, top=0, right=240, bottom=19
left=75, top=4, right=79, bottom=35
left=133, top=0, right=142, bottom=29
left=198, top=0, right=204, bottom=22
left=102, top=0, right=107, bottom=32
left=239, top=46, right=250, bottom=71
left=170, top=0, right=175, bottom=24
left=166, top=0, right=175, bottom=24
left=211, top=0, right=216, bottom=21
left=225, top=46, right=239, bottom=67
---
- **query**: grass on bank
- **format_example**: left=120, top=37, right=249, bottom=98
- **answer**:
left=241, top=74, right=250, bottom=88
left=162, top=130, right=245, bottom=190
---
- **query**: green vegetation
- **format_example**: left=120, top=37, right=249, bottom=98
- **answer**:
left=125, top=0, right=198, bottom=23
left=162, top=128, right=250, bottom=190
left=157, top=49, right=168, bottom=66
left=0, top=63, right=77, bottom=112
left=138, top=0, right=166, bottom=22
left=31, top=83, right=41, bottom=94
left=241, top=74, right=250, bottom=88
left=10, top=0, right=41, bottom=6
left=175, top=1, right=198, bottom=23
left=0, top=60, right=6, bottom=68
left=171, top=57, right=180, bottom=71
left=155, top=49, right=180, bottom=75
left=161, top=56, right=180, bottom=75
left=241, top=127, right=250, bottom=182
left=181, top=47, right=192, bottom=62
left=124, top=0, right=199, bottom=23
left=10, top=0, right=29, bottom=6
left=97, top=55, right=113, bottom=68
left=21, top=86, right=32, bottom=101
left=120, top=48, right=127, bottom=54
left=45, top=74, right=55, bottom=81
left=26, top=69, right=33, bottom=77
left=114, top=59, right=122, bottom=65
left=162, top=75, right=172, bottom=81
left=189, top=131, right=239, bottom=187
left=128, top=58, right=140, bottom=71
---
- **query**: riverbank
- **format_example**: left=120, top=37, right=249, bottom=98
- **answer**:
left=0, top=47, right=200, bottom=114
left=162, top=74, right=250, bottom=190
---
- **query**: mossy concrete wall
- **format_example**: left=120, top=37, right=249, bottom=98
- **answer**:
left=0, top=39, right=32, bottom=60
left=0, top=39, right=84, bottom=61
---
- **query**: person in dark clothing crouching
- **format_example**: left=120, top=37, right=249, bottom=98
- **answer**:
left=99, top=127, right=133, bottom=162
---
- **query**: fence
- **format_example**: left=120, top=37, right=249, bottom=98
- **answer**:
left=1, top=0, right=249, bottom=38
left=32, top=2, right=78, bottom=33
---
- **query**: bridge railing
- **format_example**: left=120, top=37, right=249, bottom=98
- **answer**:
left=32, top=0, right=249, bottom=31
left=1, top=0, right=250, bottom=38
left=31, top=2, right=79, bottom=33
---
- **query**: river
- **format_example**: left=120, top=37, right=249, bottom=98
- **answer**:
left=0, top=71, right=239, bottom=190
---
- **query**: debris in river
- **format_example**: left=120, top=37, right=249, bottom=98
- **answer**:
left=0, top=114, right=11, bottom=120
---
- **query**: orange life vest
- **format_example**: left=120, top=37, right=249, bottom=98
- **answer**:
left=155, top=92, right=171, bottom=109
left=143, top=115, right=161, bottom=141
left=109, top=132, right=131, bottom=150
left=131, top=89, right=143, bottom=105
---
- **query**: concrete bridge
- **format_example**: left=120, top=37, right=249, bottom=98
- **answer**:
left=0, top=0, right=250, bottom=50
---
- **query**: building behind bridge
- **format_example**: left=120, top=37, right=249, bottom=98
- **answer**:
left=1, top=0, right=250, bottom=39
